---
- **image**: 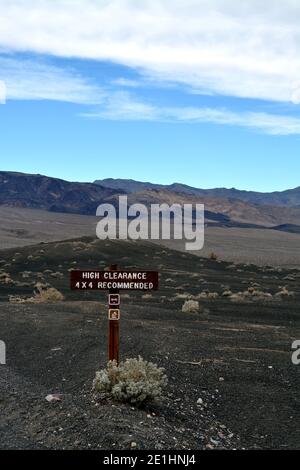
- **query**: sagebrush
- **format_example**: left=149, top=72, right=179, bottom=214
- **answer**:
left=9, top=283, right=64, bottom=304
left=93, top=356, right=168, bottom=404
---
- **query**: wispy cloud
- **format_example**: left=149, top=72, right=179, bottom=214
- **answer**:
left=1, top=1, right=299, bottom=136
left=0, top=56, right=104, bottom=104
left=0, top=80, right=6, bottom=103
left=111, top=78, right=141, bottom=88
left=0, top=1, right=299, bottom=104
left=86, top=91, right=158, bottom=121
left=83, top=91, right=300, bottom=135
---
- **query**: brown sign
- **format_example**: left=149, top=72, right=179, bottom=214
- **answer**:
left=70, top=270, right=159, bottom=291
left=109, top=294, right=120, bottom=306
left=108, top=309, right=120, bottom=321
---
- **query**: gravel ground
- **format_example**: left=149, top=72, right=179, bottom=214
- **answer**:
left=0, top=238, right=299, bottom=450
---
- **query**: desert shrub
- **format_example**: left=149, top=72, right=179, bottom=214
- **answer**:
left=32, top=285, right=64, bottom=303
left=229, top=289, right=273, bottom=302
left=182, top=300, right=210, bottom=318
left=0, top=272, right=14, bottom=285
left=9, top=295, right=26, bottom=304
left=222, top=289, right=233, bottom=297
left=10, top=283, right=65, bottom=304
left=175, top=292, right=192, bottom=300
left=275, top=287, right=294, bottom=298
left=182, top=299, right=200, bottom=313
left=196, top=291, right=219, bottom=300
left=93, top=357, right=168, bottom=405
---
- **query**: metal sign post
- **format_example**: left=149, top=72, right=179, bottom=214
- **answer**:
left=70, top=267, right=159, bottom=365
left=108, top=264, right=120, bottom=364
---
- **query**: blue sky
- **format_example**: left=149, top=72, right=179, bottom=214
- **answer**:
left=0, top=1, right=299, bottom=191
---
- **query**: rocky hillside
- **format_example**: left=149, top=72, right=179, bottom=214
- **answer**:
left=0, top=171, right=122, bottom=215
left=96, top=178, right=300, bottom=208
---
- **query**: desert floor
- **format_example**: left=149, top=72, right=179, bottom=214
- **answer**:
left=0, top=238, right=299, bottom=449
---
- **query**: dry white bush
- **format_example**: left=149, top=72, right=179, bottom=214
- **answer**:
left=93, top=357, right=168, bottom=405
left=182, top=300, right=209, bottom=319
left=182, top=300, right=200, bottom=313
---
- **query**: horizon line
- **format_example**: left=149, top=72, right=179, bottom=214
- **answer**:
left=0, top=169, right=299, bottom=194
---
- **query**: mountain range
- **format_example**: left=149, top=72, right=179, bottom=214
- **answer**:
left=0, top=171, right=121, bottom=215
left=95, top=178, right=300, bottom=208
left=1, top=171, right=300, bottom=230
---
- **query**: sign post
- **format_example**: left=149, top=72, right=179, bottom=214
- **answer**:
left=108, top=264, right=120, bottom=364
left=70, top=267, right=159, bottom=365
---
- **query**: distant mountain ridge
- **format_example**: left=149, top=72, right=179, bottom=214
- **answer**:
left=0, top=171, right=122, bottom=215
left=1, top=171, right=300, bottom=232
left=95, top=178, right=300, bottom=208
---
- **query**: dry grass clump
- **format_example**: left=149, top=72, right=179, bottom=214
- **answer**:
left=229, top=288, right=273, bottom=303
left=31, top=284, right=64, bottom=303
left=209, top=252, right=218, bottom=261
left=0, top=272, right=14, bottom=285
left=9, top=283, right=64, bottom=304
left=93, top=357, right=168, bottom=405
left=274, top=286, right=294, bottom=298
left=222, top=289, right=233, bottom=297
left=175, top=292, right=193, bottom=300
left=196, top=291, right=219, bottom=300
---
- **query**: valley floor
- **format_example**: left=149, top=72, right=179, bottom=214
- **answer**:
left=2, top=206, right=300, bottom=266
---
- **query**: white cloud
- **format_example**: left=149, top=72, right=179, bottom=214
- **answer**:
left=291, top=82, right=300, bottom=105
left=0, top=1, right=299, bottom=104
left=83, top=91, right=300, bottom=135
left=0, top=79, right=6, bottom=103
left=111, top=78, right=141, bottom=88
left=86, top=91, right=158, bottom=121
left=0, top=56, right=104, bottom=103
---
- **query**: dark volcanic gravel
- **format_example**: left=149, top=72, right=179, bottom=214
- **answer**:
left=0, top=238, right=299, bottom=450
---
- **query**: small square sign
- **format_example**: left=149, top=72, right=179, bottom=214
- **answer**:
left=109, top=309, right=120, bottom=321
left=109, top=294, right=120, bottom=306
